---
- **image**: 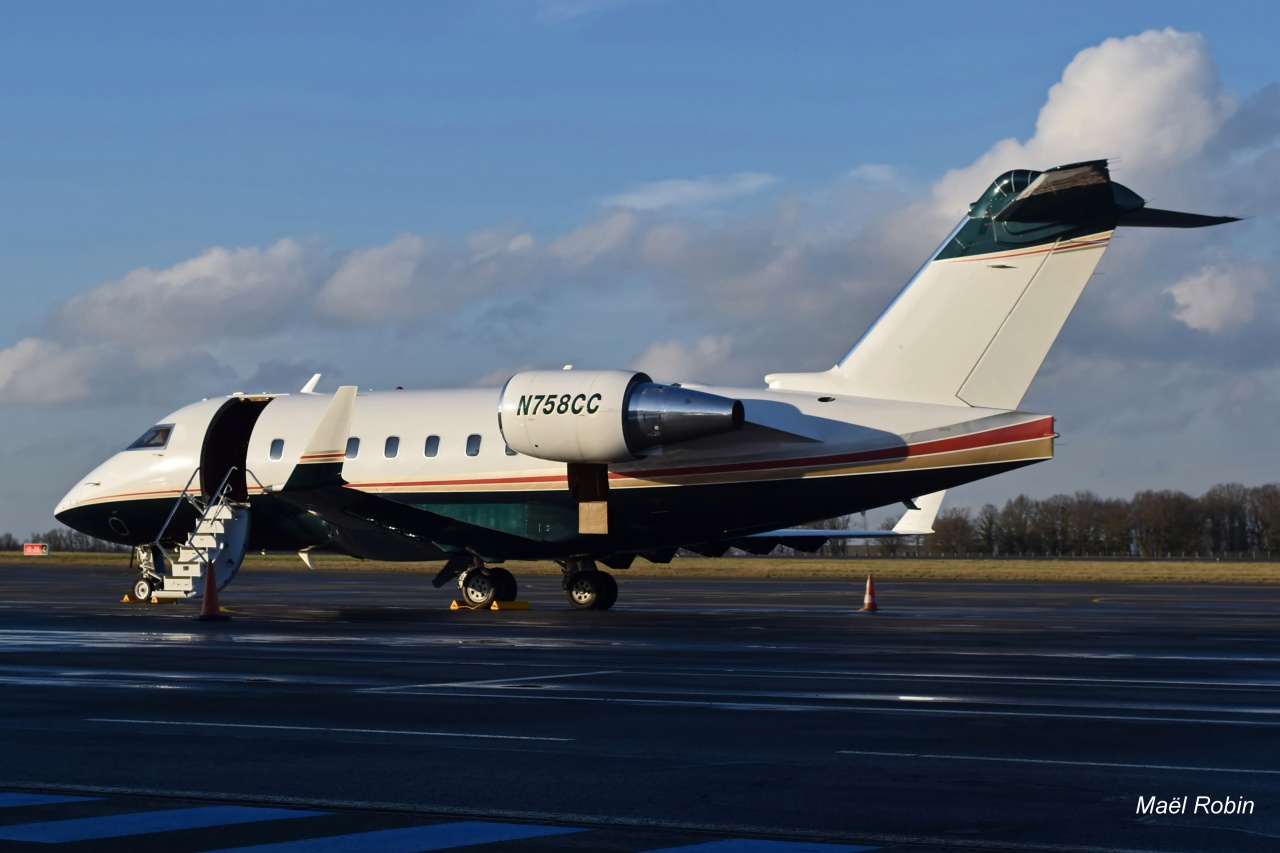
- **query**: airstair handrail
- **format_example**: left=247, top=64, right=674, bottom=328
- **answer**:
left=153, top=466, right=202, bottom=548
left=244, top=468, right=268, bottom=494
left=153, top=465, right=239, bottom=549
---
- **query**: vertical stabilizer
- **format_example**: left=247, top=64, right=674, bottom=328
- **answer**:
left=766, top=161, right=1237, bottom=409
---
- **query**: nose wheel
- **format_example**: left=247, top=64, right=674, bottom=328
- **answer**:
left=129, top=543, right=163, bottom=602
left=132, top=577, right=154, bottom=602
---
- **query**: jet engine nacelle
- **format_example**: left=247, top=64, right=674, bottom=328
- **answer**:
left=499, top=369, right=744, bottom=464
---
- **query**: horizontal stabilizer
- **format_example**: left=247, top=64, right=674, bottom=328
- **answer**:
left=893, top=490, right=945, bottom=535
left=756, top=528, right=900, bottom=540
left=992, top=160, right=1114, bottom=224
left=1119, top=208, right=1242, bottom=228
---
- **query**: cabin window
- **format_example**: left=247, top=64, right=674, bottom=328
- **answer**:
left=505, top=444, right=518, bottom=456
left=424, top=435, right=440, bottom=457
left=269, top=439, right=285, bottom=461
left=384, top=436, right=399, bottom=459
left=466, top=434, right=482, bottom=457
left=345, top=437, right=360, bottom=459
left=126, top=424, right=173, bottom=450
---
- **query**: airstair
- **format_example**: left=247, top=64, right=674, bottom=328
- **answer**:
left=134, top=468, right=252, bottom=601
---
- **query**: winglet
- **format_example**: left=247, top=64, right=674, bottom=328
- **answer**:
left=282, top=385, right=358, bottom=491
left=301, top=374, right=322, bottom=395
left=893, top=490, right=945, bottom=535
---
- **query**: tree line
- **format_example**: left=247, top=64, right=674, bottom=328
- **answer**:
left=897, top=483, right=1280, bottom=558
left=0, top=529, right=128, bottom=553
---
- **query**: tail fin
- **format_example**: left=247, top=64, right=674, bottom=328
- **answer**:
left=767, top=160, right=1238, bottom=409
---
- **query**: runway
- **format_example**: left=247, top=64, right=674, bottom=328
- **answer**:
left=0, top=563, right=1277, bottom=852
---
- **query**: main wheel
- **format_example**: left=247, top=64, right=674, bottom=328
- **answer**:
left=132, top=577, right=154, bottom=602
left=488, top=567, right=517, bottom=601
left=595, top=571, right=618, bottom=610
left=564, top=571, right=605, bottom=611
left=459, top=569, right=497, bottom=608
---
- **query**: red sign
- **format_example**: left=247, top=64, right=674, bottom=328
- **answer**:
left=23, top=543, right=49, bottom=556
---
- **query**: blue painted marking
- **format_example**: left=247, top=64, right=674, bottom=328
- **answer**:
left=0, top=793, right=98, bottom=809
left=201, top=820, right=586, bottom=852
left=0, top=805, right=322, bottom=843
left=651, top=841, right=877, bottom=853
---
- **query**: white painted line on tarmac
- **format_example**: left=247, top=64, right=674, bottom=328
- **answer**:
left=374, top=687, right=1280, bottom=726
left=87, top=719, right=573, bottom=742
left=837, top=750, right=1280, bottom=776
left=367, top=669, right=618, bottom=692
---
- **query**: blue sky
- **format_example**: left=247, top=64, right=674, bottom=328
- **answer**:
left=2, top=1, right=1278, bottom=535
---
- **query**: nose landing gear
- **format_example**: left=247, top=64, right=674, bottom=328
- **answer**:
left=128, top=543, right=165, bottom=602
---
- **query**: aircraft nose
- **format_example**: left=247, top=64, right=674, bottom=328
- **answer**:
left=54, top=478, right=99, bottom=524
left=54, top=485, right=80, bottom=519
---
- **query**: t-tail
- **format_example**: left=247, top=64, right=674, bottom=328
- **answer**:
left=767, top=160, right=1238, bottom=409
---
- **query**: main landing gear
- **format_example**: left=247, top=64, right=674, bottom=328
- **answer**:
left=560, top=559, right=617, bottom=611
left=436, top=554, right=617, bottom=611
left=457, top=561, right=518, bottom=609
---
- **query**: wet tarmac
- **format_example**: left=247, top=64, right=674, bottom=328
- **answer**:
left=0, top=562, right=1277, bottom=852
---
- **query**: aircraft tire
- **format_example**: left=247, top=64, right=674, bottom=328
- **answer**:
left=595, top=571, right=618, bottom=610
left=489, top=567, right=517, bottom=601
left=132, top=577, right=154, bottom=602
left=459, top=569, right=497, bottom=608
left=564, top=571, right=602, bottom=611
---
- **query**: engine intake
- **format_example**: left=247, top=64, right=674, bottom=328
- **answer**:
left=499, top=370, right=744, bottom=464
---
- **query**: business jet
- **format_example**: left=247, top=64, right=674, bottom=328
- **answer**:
left=53, top=160, right=1236, bottom=610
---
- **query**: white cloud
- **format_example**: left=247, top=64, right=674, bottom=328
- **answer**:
left=547, top=210, right=636, bottom=267
left=535, top=0, right=667, bottom=25
left=9, top=28, right=1276, bottom=418
left=315, top=234, right=438, bottom=326
left=1166, top=265, right=1268, bottom=334
left=881, top=28, right=1240, bottom=258
left=604, top=173, right=778, bottom=211
left=630, top=335, right=733, bottom=383
left=51, top=239, right=314, bottom=344
left=0, top=338, right=99, bottom=404
left=842, top=164, right=902, bottom=186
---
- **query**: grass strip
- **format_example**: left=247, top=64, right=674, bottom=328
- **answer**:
left=3, top=553, right=1278, bottom=583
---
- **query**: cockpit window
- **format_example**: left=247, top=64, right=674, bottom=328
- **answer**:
left=126, top=425, right=174, bottom=450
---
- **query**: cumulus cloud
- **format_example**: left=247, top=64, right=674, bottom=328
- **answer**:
left=6, top=27, right=1277, bottom=416
left=51, top=239, right=315, bottom=345
left=1166, top=265, right=1268, bottom=333
left=605, top=173, right=779, bottom=211
left=0, top=336, right=231, bottom=405
left=878, top=29, right=1240, bottom=261
left=630, top=335, right=734, bottom=383
left=0, top=338, right=101, bottom=404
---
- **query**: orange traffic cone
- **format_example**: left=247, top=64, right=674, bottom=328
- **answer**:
left=861, top=573, right=878, bottom=612
left=196, top=560, right=230, bottom=621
